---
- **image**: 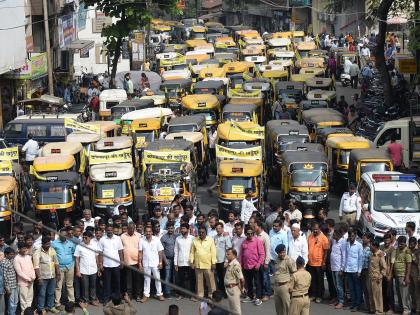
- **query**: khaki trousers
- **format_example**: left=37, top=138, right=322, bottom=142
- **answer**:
left=226, top=285, right=241, bottom=315
left=367, top=278, right=383, bottom=314
left=195, top=268, right=216, bottom=298
left=55, top=267, right=75, bottom=305
left=274, top=284, right=290, bottom=315
left=341, top=212, right=357, bottom=226
left=290, top=295, right=310, bottom=315
left=19, top=283, right=33, bottom=311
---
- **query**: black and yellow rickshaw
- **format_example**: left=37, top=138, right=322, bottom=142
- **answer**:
left=160, top=79, right=192, bottom=110
left=0, top=176, right=18, bottom=238
left=167, top=115, right=208, bottom=145
left=110, top=99, right=155, bottom=124
left=297, top=99, right=328, bottom=123
left=181, top=94, right=221, bottom=128
left=305, top=77, right=335, bottom=92
left=222, top=104, right=259, bottom=123
left=325, top=135, right=371, bottom=188
left=315, top=127, right=353, bottom=146
left=284, top=142, right=325, bottom=153
left=266, top=120, right=309, bottom=183
left=348, top=148, right=393, bottom=187
left=301, top=108, right=345, bottom=141
left=276, top=82, right=305, bottom=103
left=281, top=151, right=329, bottom=220
left=243, top=81, right=272, bottom=119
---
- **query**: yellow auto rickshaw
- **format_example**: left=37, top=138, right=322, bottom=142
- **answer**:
left=228, top=89, right=264, bottom=124
left=315, top=127, right=353, bottom=145
left=301, top=108, right=345, bottom=141
left=0, top=176, right=18, bottom=238
left=296, top=57, right=325, bottom=70
left=305, top=77, right=335, bottom=92
left=130, top=118, right=161, bottom=149
left=86, top=121, right=122, bottom=138
left=348, top=148, right=393, bottom=187
left=217, top=159, right=264, bottom=221
left=306, top=89, right=337, bottom=107
left=296, top=41, right=317, bottom=58
left=181, top=94, right=221, bottom=128
left=32, top=155, right=83, bottom=226
left=281, top=151, right=329, bottom=220
left=199, top=67, right=226, bottom=80
left=217, top=121, right=264, bottom=148
left=40, top=141, right=85, bottom=174
left=325, top=135, right=371, bottom=187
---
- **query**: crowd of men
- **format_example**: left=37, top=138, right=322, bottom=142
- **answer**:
left=0, top=190, right=418, bottom=315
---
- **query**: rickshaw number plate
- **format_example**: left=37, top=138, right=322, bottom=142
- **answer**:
left=311, top=100, right=320, bottom=104
left=46, top=176, right=58, bottom=181
left=104, top=142, right=114, bottom=147
left=160, top=187, right=173, bottom=195
left=198, top=102, right=206, bottom=107
left=314, top=94, right=322, bottom=98
left=289, top=130, right=299, bottom=135
left=252, top=57, right=257, bottom=60
left=51, top=149, right=61, bottom=154
left=308, top=63, right=314, bottom=67
left=138, top=123, right=148, bottom=128
left=232, top=167, right=243, bottom=173
left=205, top=73, right=212, bottom=77
left=232, top=185, right=244, bottom=193
left=301, top=181, right=315, bottom=186
left=287, top=85, right=294, bottom=89
left=105, top=171, right=117, bottom=178
left=316, top=81, right=323, bottom=84
left=297, top=147, right=307, bottom=151
left=200, top=88, right=209, bottom=92
left=102, top=189, right=115, bottom=198
left=265, top=66, right=272, bottom=70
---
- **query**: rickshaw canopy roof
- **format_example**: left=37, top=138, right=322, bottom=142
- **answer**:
left=160, top=79, right=192, bottom=89
left=306, top=89, right=336, bottom=101
left=267, top=123, right=309, bottom=137
left=268, top=38, right=291, bottom=47
left=41, top=141, right=83, bottom=156
left=96, top=136, right=133, bottom=151
left=223, top=103, right=258, bottom=113
left=283, top=151, right=328, bottom=169
left=298, top=100, right=329, bottom=110
left=168, top=115, right=206, bottom=129
left=194, top=80, right=225, bottom=90
left=266, top=119, right=300, bottom=130
left=276, top=81, right=304, bottom=91
left=162, top=69, right=191, bottom=81
left=145, top=139, right=193, bottom=151
left=114, top=99, right=155, bottom=110
left=291, top=74, right=315, bottom=82
left=199, top=67, right=226, bottom=79
left=90, top=162, right=134, bottom=181
left=305, top=77, right=333, bottom=87
left=186, top=39, right=208, bottom=48
left=121, top=107, right=173, bottom=120
left=67, top=132, right=101, bottom=144
left=0, top=176, right=16, bottom=194
left=181, top=94, right=219, bottom=109
left=165, top=131, right=204, bottom=143
left=99, top=89, right=127, bottom=101
left=140, top=94, right=166, bottom=105
left=285, top=142, right=324, bottom=153
left=217, top=121, right=262, bottom=141
left=297, top=42, right=317, bottom=50
left=86, top=121, right=121, bottom=132
left=300, top=68, right=324, bottom=75
left=34, top=155, right=75, bottom=172
left=223, top=61, right=253, bottom=73
left=219, top=159, right=263, bottom=176
left=350, top=148, right=391, bottom=162
left=326, top=136, right=371, bottom=149
left=36, top=171, right=79, bottom=185
left=131, top=118, right=161, bottom=130
left=316, top=127, right=353, bottom=138
left=243, top=81, right=271, bottom=92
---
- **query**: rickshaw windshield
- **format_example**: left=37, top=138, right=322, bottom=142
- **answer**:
left=36, top=184, right=72, bottom=205
left=221, top=176, right=255, bottom=194
left=189, top=110, right=216, bottom=122
left=219, top=140, right=260, bottom=147
left=111, top=108, right=128, bottom=120
left=95, top=181, right=130, bottom=199
left=194, top=88, right=216, bottom=94
left=374, top=191, right=420, bottom=212
left=135, top=131, right=155, bottom=143
left=278, top=137, right=306, bottom=152
left=223, top=112, right=252, bottom=122
left=151, top=181, right=182, bottom=195
left=299, top=51, right=309, bottom=58
left=291, top=170, right=326, bottom=187
left=339, top=150, right=350, bottom=165
left=167, top=90, right=181, bottom=98
left=168, top=125, right=198, bottom=133
left=360, top=162, right=390, bottom=173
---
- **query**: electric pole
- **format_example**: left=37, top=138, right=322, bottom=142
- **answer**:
left=42, top=0, right=54, bottom=95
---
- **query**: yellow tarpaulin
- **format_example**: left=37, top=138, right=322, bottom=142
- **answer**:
left=88, top=148, right=132, bottom=165
left=216, top=144, right=262, bottom=160
left=64, top=118, right=100, bottom=134
left=0, top=147, right=19, bottom=161
left=230, top=121, right=265, bottom=139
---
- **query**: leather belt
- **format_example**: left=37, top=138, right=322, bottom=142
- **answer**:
left=343, top=211, right=356, bottom=214
left=277, top=281, right=289, bottom=286
left=225, top=283, right=239, bottom=288
left=292, top=293, right=309, bottom=298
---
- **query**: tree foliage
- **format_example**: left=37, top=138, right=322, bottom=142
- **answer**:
left=82, top=0, right=178, bottom=85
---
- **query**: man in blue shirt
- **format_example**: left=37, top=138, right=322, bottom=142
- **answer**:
left=269, top=219, right=288, bottom=274
left=52, top=228, right=76, bottom=308
left=344, top=229, right=363, bottom=311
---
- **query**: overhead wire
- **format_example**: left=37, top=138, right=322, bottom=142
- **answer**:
left=1, top=205, right=233, bottom=314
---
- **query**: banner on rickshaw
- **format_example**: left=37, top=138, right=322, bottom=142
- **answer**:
left=228, top=88, right=262, bottom=98
left=230, top=121, right=265, bottom=139
left=216, top=145, right=262, bottom=160
left=88, top=149, right=132, bottom=165
left=143, top=150, right=190, bottom=164
left=64, top=118, right=100, bottom=134
left=0, top=161, right=13, bottom=174
left=0, top=147, right=19, bottom=161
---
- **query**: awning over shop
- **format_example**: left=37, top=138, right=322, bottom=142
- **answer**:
left=66, top=40, right=95, bottom=51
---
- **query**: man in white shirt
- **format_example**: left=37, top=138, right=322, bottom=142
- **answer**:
left=224, top=211, right=237, bottom=237
left=283, top=200, right=303, bottom=225
left=360, top=45, right=371, bottom=58
left=241, top=188, right=257, bottom=224
left=139, top=226, right=165, bottom=302
left=22, top=134, right=39, bottom=165
left=74, top=231, right=100, bottom=305
left=288, top=223, right=308, bottom=264
left=98, top=225, right=124, bottom=304
left=174, top=223, right=195, bottom=299
left=81, top=209, right=95, bottom=232
left=208, top=125, right=217, bottom=163
left=339, top=184, right=361, bottom=226
left=232, top=222, right=246, bottom=257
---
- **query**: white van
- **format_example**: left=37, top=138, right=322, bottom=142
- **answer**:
left=358, top=171, right=420, bottom=238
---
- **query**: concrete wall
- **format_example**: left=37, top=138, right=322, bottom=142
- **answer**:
left=73, top=7, right=130, bottom=77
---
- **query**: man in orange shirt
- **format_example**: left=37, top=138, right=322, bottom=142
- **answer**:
left=306, top=222, right=329, bottom=303
left=120, top=224, right=143, bottom=301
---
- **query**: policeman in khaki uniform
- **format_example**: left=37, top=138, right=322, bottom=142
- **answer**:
left=289, top=256, right=311, bottom=315
left=274, top=244, right=296, bottom=315
left=224, top=248, right=245, bottom=315
left=367, top=240, right=387, bottom=315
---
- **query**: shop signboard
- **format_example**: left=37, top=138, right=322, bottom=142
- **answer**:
left=5, top=53, right=48, bottom=80
left=58, top=14, right=77, bottom=49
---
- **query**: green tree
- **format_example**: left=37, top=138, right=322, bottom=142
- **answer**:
left=82, top=0, right=178, bottom=87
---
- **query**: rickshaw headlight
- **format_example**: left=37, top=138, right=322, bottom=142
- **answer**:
left=317, top=194, right=327, bottom=201
left=73, top=185, right=78, bottom=190
left=289, top=193, right=300, bottom=201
